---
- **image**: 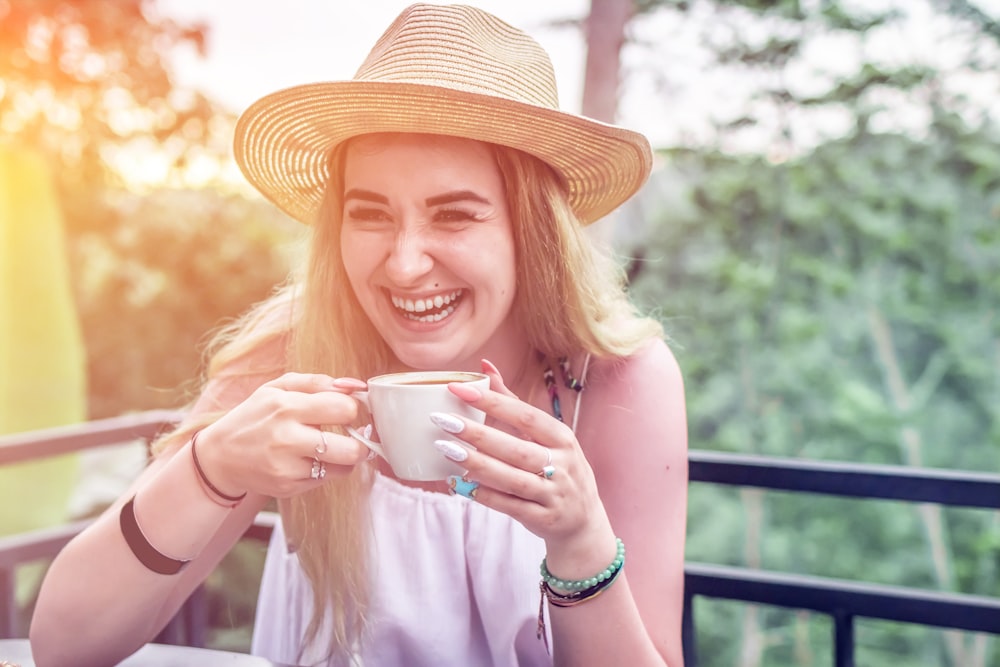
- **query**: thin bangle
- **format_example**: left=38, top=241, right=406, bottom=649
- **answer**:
left=119, top=496, right=190, bottom=575
left=535, top=538, right=626, bottom=654
left=190, top=430, right=247, bottom=507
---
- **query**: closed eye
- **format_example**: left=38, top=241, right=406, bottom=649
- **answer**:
left=345, top=206, right=392, bottom=224
left=433, top=208, right=481, bottom=224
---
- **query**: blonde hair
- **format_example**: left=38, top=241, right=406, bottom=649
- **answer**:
left=159, top=135, right=662, bottom=661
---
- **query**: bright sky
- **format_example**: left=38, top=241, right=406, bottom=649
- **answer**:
left=152, top=0, right=1000, bottom=182
left=158, top=0, right=591, bottom=117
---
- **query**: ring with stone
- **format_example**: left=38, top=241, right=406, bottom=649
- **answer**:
left=535, top=448, right=555, bottom=479
left=310, top=458, right=326, bottom=480
left=449, top=474, right=479, bottom=500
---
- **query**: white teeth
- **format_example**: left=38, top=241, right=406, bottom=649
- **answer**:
left=391, top=290, right=462, bottom=321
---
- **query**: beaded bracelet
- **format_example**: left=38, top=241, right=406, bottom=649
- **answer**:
left=190, top=430, right=247, bottom=508
left=541, top=564, right=624, bottom=607
left=535, top=538, right=626, bottom=654
left=539, top=537, right=625, bottom=591
left=119, top=496, right=191, bottom=575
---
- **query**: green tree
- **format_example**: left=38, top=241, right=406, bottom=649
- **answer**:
left=1, top=1, right=298, bottom=418
left=0, top=0, right=223, bottom=194
left=630, top=112, right=1000, bottom=666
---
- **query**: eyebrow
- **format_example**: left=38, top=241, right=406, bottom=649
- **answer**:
left=343, top=188, right=491, bottom=208
left=425, top=190, right=492, bottom=207
left=343, top=189, right=389, bottom=205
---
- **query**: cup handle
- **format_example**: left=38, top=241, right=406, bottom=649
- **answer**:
left=346, top=424, right=385, bottom=460
left=346, top=391, right=385, bottom=460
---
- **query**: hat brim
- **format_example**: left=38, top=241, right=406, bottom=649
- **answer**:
left=233, top=81, right=652, bottom=225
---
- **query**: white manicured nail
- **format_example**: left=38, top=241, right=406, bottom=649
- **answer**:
left=434, top=439, right=469, bottom=462
left=430, top=412, right=464, bottom=434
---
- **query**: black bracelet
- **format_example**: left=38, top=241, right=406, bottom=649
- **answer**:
left=119, top=496, right=190, bottom=575
left=190, top=430, right=247, bottom=506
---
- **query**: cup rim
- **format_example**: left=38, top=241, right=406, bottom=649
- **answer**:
left=366, top=370, right=489, bottom=386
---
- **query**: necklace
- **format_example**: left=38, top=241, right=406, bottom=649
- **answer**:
left=540, top=354, right=584, bottom=422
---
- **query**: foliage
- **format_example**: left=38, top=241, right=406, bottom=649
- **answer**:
left=70, top=188, right=302, bottom=418
left=628, top=113, right=1000, bottom=665
left=0, top=0, right=225, bottom=193
left=627, top=0, right=999, bottom=152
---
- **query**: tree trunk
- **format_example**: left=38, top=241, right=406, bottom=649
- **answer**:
left=581, top=0, right=635, bottom=246
left=581, top=0, right=633, bottom=123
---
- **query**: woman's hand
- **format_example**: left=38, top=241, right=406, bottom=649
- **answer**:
left=434, top=360, right=614, bottom=558
left=191, top=372, right=372, bottom=499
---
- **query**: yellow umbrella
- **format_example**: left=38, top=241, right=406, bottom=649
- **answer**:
left=0, top=145, right=84, bottom=535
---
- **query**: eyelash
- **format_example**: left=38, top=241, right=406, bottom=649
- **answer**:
left=434, top=208, right=480, bottom=223
left=344, top=207, right=481, bottom=224
left=345, top=207, right=390, bottom=223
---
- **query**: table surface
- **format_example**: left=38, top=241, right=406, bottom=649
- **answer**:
left=0, top=638, right=300, bottom=667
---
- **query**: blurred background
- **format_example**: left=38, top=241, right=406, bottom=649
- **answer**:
left=1, top=0, right=998, bottom=664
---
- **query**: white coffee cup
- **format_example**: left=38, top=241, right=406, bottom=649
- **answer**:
left=347, top=370, right=490, bottom=481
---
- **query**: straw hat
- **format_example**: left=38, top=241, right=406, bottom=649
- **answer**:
left=233, top=3, right=652, bottom=226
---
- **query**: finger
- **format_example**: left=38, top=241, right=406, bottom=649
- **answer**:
left=444, top=450, right=552, bottom=509
left=265, top=372, right=364, bottom=395
left=313, top=431, right=371, bottom=466
left=457, top=482, right=551, bottom=526
left=481, top=358, right=518, bottom=399
left=430, top=412, right=552, bottom=473
left=442, top=385, right=575, bottom=454
left=256, top=388, right=361, bottom=428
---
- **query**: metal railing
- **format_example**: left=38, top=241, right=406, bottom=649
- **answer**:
left=1, top=412, right=999, bottom=665
left=683, top=450, right=1000, bottom=667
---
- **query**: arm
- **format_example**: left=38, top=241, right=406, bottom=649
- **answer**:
left=29, top=342, right=370, bottom=667
left=445, top=342, right=687, bottom=666
left=570, top=340, right=688, bottom=666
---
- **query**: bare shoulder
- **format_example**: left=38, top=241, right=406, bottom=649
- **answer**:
left=581, top=338, right=685, bottom=426
left=585, top=338, right=682, bottom=397
left=577, top=339, right=687, bottom=472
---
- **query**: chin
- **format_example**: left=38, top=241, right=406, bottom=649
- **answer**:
left=391, top=347, right=474, bottom=372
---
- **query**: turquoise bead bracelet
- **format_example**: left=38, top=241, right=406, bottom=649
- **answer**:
left=539, top=537, right=625, bottom=592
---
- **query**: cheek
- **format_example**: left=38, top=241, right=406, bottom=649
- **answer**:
left=339, top=232, right=374, bottom=288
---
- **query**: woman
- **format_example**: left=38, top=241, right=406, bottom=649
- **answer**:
left=30, top=4, right=688, bottom=666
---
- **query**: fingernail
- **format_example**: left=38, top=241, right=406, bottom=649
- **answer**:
left=448, top=382, right=482, bottom=401
left=430, top=412, right=464, bottom=434
left=434, top=439, right=469, bottom=462
left=332, top=377, right=367, bottom=390
left=481, top=359, right=502, bottom=378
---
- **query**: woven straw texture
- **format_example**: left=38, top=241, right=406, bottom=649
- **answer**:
left=233, top=3, right=652, bottom=225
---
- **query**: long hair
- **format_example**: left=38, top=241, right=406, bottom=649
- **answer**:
left=158, top=134, right=662, bottom=661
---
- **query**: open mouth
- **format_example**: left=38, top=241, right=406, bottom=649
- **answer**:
left=390, top=289, right=464, bottom=323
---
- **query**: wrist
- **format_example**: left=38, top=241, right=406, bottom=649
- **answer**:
left=542, top=522, right=617, bottom=581
left=189, top=429, right=247, bottom=507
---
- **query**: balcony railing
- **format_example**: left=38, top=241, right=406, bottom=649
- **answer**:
left=683, top=451, right=1000, bottom=666
left=1, top=412, right=998, bottom=666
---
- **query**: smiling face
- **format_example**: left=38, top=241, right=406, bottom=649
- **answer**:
left=339, top=133, right=522, bottom=371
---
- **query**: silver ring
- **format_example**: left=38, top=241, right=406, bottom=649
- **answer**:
left=316, top=429, right=328, bottom=455
left=310, top=458, right=326, bottom=480
left=535, top=448, right=553, bottom=478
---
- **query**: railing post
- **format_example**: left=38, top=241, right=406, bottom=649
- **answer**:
left=682, top=589, right=698, bottom=667
left=833, top=609, right=855, bottom=667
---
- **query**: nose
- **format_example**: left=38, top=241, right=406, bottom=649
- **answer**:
left=384, top=227, right=434, bottom=285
